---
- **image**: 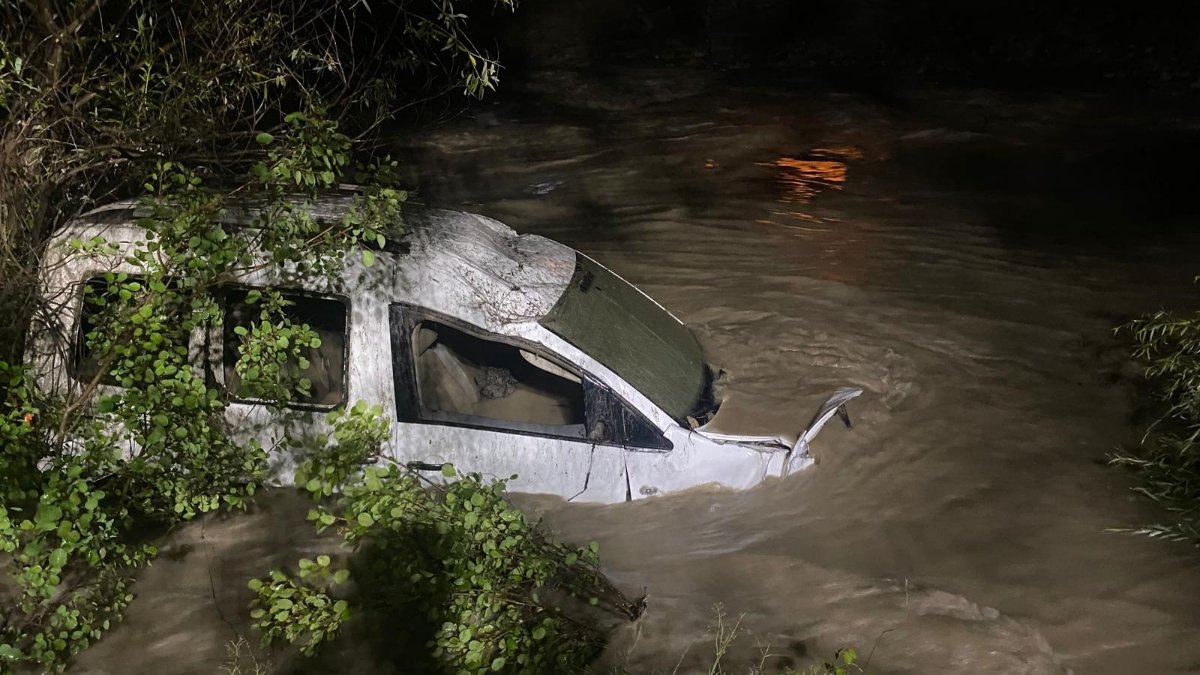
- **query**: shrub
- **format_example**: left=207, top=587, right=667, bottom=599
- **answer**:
left=1113, top=300, right=1200, bottom=546
left=1, top=0, right=516, bottom=669
left=248, top=403, right=644, bottom=674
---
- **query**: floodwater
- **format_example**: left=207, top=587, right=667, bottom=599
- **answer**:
left=73, top=69, right=1200, bottom=674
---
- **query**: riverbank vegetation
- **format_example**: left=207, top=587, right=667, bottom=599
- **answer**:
left=0, top=0, right=649, bottom=671
left=1114, top=299, right=1200, bottom=547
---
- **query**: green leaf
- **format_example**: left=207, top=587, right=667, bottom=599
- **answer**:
left=35, top=504, right=63, bottom=528
left=255, top=132, right=274, bottom=145
left=357, top=512, right=374, bottom=527
left=441, top=464, right=456, bottom=478
left=361, top=249, right=376, bottom=268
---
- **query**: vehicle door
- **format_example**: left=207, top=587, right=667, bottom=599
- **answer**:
left=388, top=304, right=636, bottom=501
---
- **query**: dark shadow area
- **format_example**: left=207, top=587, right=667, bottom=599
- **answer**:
left=878, top=122, right=1200, bottom=254
left=281, top=528, right=446, bottom=675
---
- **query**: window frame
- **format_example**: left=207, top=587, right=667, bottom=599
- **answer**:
left=389, top=303, right=672, bottom=451
left=214, top=284, right=352, bottom=412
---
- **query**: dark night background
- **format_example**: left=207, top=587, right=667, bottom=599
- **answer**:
left=470, top=1, right=1200, bottom=94
left=386, top=0, right=1200, bottom=253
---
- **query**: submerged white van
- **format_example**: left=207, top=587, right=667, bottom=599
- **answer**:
left=28, top=199, right=861, bottom=503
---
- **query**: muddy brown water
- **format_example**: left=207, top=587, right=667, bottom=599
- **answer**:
left=73, top=71, right=1200, bottom=674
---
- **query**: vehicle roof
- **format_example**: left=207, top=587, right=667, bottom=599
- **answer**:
left=62, top=197, right=579, bottom=334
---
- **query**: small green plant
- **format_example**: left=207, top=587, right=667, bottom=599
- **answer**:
left=231, top=289, right=325, bottom=402
left=248, top=403, right=642, bottom=674
left=817, top=649, right=862, bottom=675
left=0, top=363, right=152, bottom=671
left=704, top=604, right=743, bottom=675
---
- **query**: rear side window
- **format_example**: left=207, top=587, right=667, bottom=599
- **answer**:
left=221, top=289, right=348, bottom=408
left=73, top=274, right=190, bottom=386
left=74, top=276, right=128, bottom=385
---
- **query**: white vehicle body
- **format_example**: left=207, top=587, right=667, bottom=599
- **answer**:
left=28, top=199, right=861, bottom=503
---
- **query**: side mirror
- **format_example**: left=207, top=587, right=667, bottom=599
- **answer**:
left=787, top=387, right=863, bottom=474
left=794, top=387, right=863, bottom=452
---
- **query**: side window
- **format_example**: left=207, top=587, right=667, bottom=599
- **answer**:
left=221, top=288, right=348, bottom=408
left=389, top=306, right=670, bottom=450
left=403, top=318, right=587, bottom=439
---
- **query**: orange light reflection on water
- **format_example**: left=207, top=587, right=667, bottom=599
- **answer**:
left=757, top=148, right=873, bottom=283
left=768, top=157, right=847, bottom=204
left=758, top=146, right=864, bottom=228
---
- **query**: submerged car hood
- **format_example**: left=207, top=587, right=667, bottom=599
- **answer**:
left=692, top=396, right=799, bottom=450
left=693, top=386, right=864, bottom=452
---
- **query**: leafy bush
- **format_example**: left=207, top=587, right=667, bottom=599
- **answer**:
left=248, top=403, right=643, bottom=674
left=0, top=362, right=148, bottom=669
left=1, top=0, right=518, bottom=669
left=0, top=149, right=406, bottom=670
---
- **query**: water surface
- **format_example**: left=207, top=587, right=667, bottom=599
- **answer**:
left=74, top=70, right=1200, bottom=674
left=394, top=70, right=1200, bottom=674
